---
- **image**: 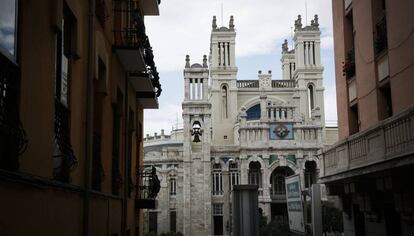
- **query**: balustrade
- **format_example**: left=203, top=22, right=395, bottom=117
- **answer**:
left=322, top=108, right=414, bottom=178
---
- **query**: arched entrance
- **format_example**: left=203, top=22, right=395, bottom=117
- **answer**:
left=304, top=160, right=318, bottom=188
left=269, top=166, right=294, bottom=222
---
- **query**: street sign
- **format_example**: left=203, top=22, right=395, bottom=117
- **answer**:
left=285, top=174, right=305, bottom=235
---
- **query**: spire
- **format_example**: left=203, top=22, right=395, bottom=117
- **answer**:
left=229, top=15, right=234, bottom=30
left=212, top=16, right=217, bottom=30
left=185, top=55, right=190, bottom=68
left=203, top=55, right=208, bottom=68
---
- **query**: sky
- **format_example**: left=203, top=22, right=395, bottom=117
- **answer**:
left=144, top=0, right=338, bottom=136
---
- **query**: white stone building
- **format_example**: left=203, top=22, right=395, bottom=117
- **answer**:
left=144, top=15, right=338, bottom=236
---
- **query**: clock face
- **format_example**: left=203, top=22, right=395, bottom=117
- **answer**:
left=274, top=124, right=290, bottom=138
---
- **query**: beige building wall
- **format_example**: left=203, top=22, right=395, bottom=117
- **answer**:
left=0, top=0, right=161, bottom=235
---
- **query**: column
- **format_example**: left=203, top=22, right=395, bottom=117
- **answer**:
left=304, top=42, right=308, bottom=65
left=315, top=40, right=321, bottom=66
left=309, top=42, right=314, bottom=65
left=197, top=78, right=201, bottom=100
left=185, top=78, right=190, bottom=100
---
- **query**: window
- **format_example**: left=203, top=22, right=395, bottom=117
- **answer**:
left=229, top=162, right=239, bottom=190
left=170, top=178, right=177, bottom=196
left=213, top=204, right=224, bottom=235
left=373, top=0, right=387, bottom=56
left=127, top=110, right=134, bottom=197
left=170, top=210, right=177, bottom=232
left=0, top=0, right=28, bottom=171
left=307, top=84, right=315, bottom=117
left=0, top=0, right=17, bottom=59
left=212, top=163, right=223, bottom=195
left=379, top=82, right=392, bottom=120
left=92, top=58, right=107, bottom=191
left=270, top=167, right=294, bottom=195
left=248, top=161, right=262, bottom=187
left=111, top=89, right=122, bottom=195
left=304, top=161, right=317, bottom=188
left=148, top=212, right=158, bottom=235
left=349, top=104, right=359, bottom=135
left=53, top=4, right=77, bottom=182
left=213, top=203, right=223, bottom=215
left=221, top=85, right=228, bottom=118
left=246, top=104, right=261, bottom=120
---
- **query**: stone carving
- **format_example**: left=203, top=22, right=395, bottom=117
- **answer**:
left=282, top=39, right=289, bottom=53
left=294, top=15, right=302, bottom=30
left=203, top=55, right=208, bottom=68
left=212, top=16, right=217, bottom=30
left=185, top=55, right=190, bottom=68
left=229, top=16, right=234, bottom=30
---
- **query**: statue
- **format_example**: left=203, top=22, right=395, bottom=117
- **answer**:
left=212, top=16, right=217, bottom=30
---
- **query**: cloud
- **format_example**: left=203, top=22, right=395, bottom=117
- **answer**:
left=324, top=85, right=338, bottom=126
left=145, top=0, right=334, bottom=71
left=143, top=0, right=338, bottom=133
left=144, top=103, right=182, bottom=135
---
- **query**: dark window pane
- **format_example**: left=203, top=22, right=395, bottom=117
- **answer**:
left=0, top=0, right=16, bottom=57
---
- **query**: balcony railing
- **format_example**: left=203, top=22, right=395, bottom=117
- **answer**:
left=53, top=100, right=77, bottom=182
left=113, top=0, right=146, bottom=49
left=113, top=0, right=162, bottom=98
left=237, top=80, right=259, bottom=88
left=322, top=107, right=414, bottom=179
left=136, top=165, right=160, bottom=209
left=271, top=80, right=296, bottom=88
left=236, top=80, right=296, bottom=89
left=0, top=56, right=27, bottom=170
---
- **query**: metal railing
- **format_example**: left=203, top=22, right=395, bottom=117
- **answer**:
left=136, top=165, right=160, bottom=200
left=53, top=99, right=77, bottom=182
left=112, top=0, right=162, bottom=97
left=0, top=55, right=27, bottom=171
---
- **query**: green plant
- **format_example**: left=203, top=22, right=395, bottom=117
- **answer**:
left=322, top=201, right=344, bottom=235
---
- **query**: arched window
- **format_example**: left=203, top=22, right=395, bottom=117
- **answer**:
left=304, top=161, right=318, bottom=188
left=212, top=163, right=223, bottom=195
left=246, top=104, right=261, bottom=120
left=307, top=84, right=315, bottom=117
left=270, top=166, right=294, bottom=195
left=248, top=161, right=262, bottom=187
left=229, top=162, right=239, bottom=190
left=221, top=85, right=228, bottom=119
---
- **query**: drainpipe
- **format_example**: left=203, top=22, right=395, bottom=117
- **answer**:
left=83, top=0, right=95, bottom=235
left=122, top=73, right=129, bottom=236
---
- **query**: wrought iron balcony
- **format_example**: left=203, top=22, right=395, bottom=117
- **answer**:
left=0, top=55, right=27, bottom=170
left=53, top=99, right=77, bottom=182
left=113, top=0, right=162, bottom=108
left=136, top=165, right=160, bottom=209
left=321, top=107, right=414, bottom=182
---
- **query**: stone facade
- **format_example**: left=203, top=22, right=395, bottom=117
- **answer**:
left=144, top=15, right=337, bottom=236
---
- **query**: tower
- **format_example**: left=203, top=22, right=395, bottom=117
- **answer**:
left=209, top=16, right=238, bottom=145
left=182, top=55, right=212, bottom=235
left=292, top=14, right=325, bottom=124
